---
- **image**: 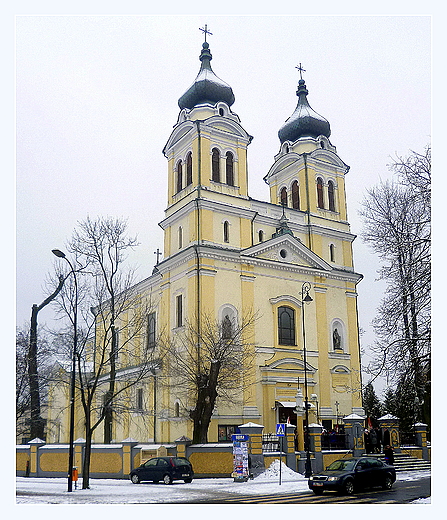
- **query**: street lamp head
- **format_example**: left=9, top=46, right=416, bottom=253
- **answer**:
left=52, top=249, right=66, bottom=258
left=303, top=292, right=313, bottom=303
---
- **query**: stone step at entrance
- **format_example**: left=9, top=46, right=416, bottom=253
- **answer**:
left=372, top=452, right=431, bottom=472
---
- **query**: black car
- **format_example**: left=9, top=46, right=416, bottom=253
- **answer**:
left=130, top=456, right=194, bottom=485
left=308, top=457, right=396, bottom=495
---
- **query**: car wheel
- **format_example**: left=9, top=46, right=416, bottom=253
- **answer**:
left=163, top=474, right=173, bottom=485
left=130, top=474, right=140, bottom=484
left=343, top=479, right=355, bottom=495
left=382, top=475, right=393, bottom=490
left=313, top=488, right=324, bottom=495
left=184, top=478, right=192, bottom=483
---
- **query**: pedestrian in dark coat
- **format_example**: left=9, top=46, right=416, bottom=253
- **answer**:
left=383, top=428, right=390, bottom=447
left=364, top=429, right=371, bottom=453
left=369, top=428, right=378, bottom=453
left=375, top=427, right=382, bottom=453
left=384, top=445, right=394, bottom=465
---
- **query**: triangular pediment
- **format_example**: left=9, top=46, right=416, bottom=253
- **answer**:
left=241, top=233, right=332, bottom=271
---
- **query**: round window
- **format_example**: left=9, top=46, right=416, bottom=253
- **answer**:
left=280, top=249, right=287, bottom=259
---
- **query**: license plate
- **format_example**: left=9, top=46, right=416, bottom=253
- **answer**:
left=182, top=474, right=189, bottom=477
left=313, top=482, right=323, bottom=486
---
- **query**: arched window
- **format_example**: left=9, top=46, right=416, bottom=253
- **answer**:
left=178, top=226, right=183, bottom=249
left=226, top=151, right=234, bottom=186
left=176, top=160, right=183, bottom=193
left=328, top=180, right=335, bottom=211
left=223, top=221, right=230, bottom=243
left=174, top=401, right=180, bottom=417
left=329, top=243, right=335, bottom=262
left=186, top=152, right=193, bottom=186
left=280, top=187, right=288, bottom=207
left=317, top=177, right=325, bottom=209
left=258, top=230, right=264, bottom=243
left=147, top=312, right=156, bottom=350
left=291, top=180, right=300, bottom=209
left=278, top=306, right=295, bottom=346
left=212, top=148, right=220, bottom=182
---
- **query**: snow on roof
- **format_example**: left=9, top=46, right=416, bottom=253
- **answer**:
left=379, top=414, right=398, bottom=420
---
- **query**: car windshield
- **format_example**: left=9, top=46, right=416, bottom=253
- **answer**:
left=326, top=459, right=356, bottom=471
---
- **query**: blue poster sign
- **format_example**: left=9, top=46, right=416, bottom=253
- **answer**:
left=231, top=434, right=249, bottom=442
left=231, top=434, right=250, bottom=482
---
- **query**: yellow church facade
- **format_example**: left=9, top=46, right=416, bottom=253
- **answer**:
left=47, top=38, right=364, bottom=446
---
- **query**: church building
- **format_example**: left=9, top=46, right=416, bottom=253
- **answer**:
left=48, top=33, right=364, bottom=446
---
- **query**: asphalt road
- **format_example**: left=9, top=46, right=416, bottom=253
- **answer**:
left=185, top=477, right=431, bottom=504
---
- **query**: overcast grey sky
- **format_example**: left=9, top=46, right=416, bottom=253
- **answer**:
left=14, top=12, right=432, bottom=392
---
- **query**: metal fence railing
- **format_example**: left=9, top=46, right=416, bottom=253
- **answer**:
left=262, top=433, right=280, bottom=452
left=321, top=433, right=347, bottom=450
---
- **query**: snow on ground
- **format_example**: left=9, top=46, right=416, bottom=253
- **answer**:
left=411, top=497, right=431, bottom=503
left=15, top=460, right=431, bottom=505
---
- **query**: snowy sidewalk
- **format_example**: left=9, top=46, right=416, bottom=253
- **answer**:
left=16, top=460, right=431, bottom=505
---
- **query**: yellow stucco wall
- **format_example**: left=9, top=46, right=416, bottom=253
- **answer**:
left=189, top=452, right=233, bottom=474
left=16, top=452, right=29, bottom=471
left=40, top=452, right=68, bottom=472
left=90, top=452, right=122, bottom=474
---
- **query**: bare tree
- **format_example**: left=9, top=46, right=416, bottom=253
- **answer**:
left=16, top=325, right=55, bottom=442
left=162, top=312, right=258, bottom=444
left=360, top=146, right=430, bottom=425
left=27, top=275, right=65, bottom=440
left=51, top=216, right=158, bottom=489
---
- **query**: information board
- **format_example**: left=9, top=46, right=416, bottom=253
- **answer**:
left=231, top=434, right=250, bottom=482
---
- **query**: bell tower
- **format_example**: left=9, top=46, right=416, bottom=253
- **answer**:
left=160, top=29, right=253, bottom=258
left=263, top=65, right=353, bottom=265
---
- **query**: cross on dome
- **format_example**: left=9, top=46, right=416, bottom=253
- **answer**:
left=296, top=63, right=306, bottom=80
left=199, top=24, right=213, bottom=42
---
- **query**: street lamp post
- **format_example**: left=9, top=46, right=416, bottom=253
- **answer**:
left=52, top=249, right=78, bottom=492
left=301, top=281, right=313, bottom=478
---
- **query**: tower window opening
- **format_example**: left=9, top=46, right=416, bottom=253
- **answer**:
left=280, top=187, right=288, bottom=207
left=176, top=295, right=183, bottom=328
left=329, top=243, right=335, bottom=262
left=292, top=180, right=300, bottom=210
left=178, top=226, right=183, bottom=249
left=278, top=306, right=295, bottom=346
left=226, top=151, right=234, bottom=186
left=258, top=230, right=264, bottom=243
left=176, top=160, right=183, bottom=193
left=174, top=402, right=180, bottom=417
left=317, top=177, right=325, bottom=209
left=223, top=221, right=230, bottom=243
left=212, top=148, right=220, bottom=182
left=186, top=152, right=193, bottom=186
left=328, top=180, right=335, bottom=211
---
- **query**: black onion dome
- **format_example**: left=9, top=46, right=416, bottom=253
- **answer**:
left=278, top=79, right=331, bottom=143
left=178, top=42, right=235, bottom=110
